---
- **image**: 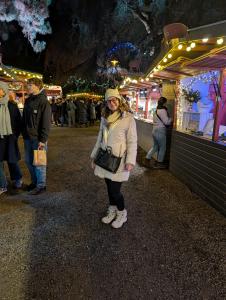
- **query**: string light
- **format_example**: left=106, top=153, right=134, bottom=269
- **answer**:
left=163, top=58, right=167, bottom=62
left=186, top=46, right=191, bottom=52
left=178, top=44, right=183, bottom=50
left=67, top=92, right=103, bottom=99
left=217, top=38, right=224, bottom=45
left=168, top=53, right=172, bottom=58
left=180, top=71, right=219, bottom=90
left=202, top=38, right=209, bottom=43
left=145, top=78, right=149, bottom=81
left=190, top=42, right=196, bottom=48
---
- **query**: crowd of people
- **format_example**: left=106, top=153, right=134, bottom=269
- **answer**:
left=50, top=97, right=102, bottom=127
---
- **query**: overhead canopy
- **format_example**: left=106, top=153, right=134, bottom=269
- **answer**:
left=0, top=64, right=42, bottom=82
left=120, top=79, right=159, bottom=93
left=145, top=20, right=226, bottom=80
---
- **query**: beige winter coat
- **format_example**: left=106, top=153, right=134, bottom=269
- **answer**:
left=90, top=112, right=137, bottom=182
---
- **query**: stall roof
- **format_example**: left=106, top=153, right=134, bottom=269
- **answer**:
left=0, top=64, right=42, bottom=82
left=145, top=20, right=226, bottom=80
left=66, top=92, right=103, bottom=100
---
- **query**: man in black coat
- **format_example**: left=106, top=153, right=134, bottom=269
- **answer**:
left=22, top=78, right=51, bottom=195
left=0, top=82, right=22, bottom=195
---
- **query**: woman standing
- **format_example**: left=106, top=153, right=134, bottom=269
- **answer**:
left=145, top=97, right=172, bottom=169
left=0, top=82, right=22, bottom=195
left=90, top=89, right=137, bottom=229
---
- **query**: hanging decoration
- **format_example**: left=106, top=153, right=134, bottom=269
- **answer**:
left=63, top=76, right=112, bottom=94
left=106, top=42, right=139, bottom=59
left=180, top=71, right=219, bottom=90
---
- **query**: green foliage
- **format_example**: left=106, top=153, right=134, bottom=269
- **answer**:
left=182, top=89, right=201, bottom=103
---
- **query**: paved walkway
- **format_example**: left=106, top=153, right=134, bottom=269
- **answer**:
left=0, top=127, right=225, bottom=300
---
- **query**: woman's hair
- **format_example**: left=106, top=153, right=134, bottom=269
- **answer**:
left=157, top=96, right=167, bottom=108
left=101, top=97, right=130, bottom=118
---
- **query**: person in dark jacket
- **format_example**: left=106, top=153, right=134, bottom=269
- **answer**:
left=51, top=97, right=59, bottom=126
left=78, top=99, right=88, bottom=127
left=22, top=78, right=51, bottom=195
left=0, top=82, right=22, bottom=196
left=89, top=100, right=96, bottom=126
left=61, top=98, right=68, bottom=126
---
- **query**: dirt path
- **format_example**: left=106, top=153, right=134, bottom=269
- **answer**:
left=0, top=127, right=225, bottom=300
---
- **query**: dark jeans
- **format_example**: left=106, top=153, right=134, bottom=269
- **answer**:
left=24, top=139, right=47, bottom=189
left=0, top=161, right=22, bottom=188
left=105, top=178, right=125, bottom=211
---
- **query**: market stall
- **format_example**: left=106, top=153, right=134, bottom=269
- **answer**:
left=0, top=64, right=43, bottom=107
left=143, top=21, right=226, bottom=214
left=120, top=76, right=175, bottom=162
left=44, top=84, right=62, bottom=100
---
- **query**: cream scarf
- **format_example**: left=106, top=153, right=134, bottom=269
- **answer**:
left=103, top=111, right=121, bottom=144
left=0, top=82, right=12, bottom=138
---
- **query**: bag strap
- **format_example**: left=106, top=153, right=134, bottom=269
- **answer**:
left=156, top=110, right=166, bottom=127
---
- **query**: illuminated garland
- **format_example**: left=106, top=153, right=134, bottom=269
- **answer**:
left=63, top=76, right=111, bottom=93
left=180, top=71, right=219, bottom=90
left=107, top=42, right=138, bottom=58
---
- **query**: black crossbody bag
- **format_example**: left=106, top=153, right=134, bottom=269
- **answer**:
left=94, top=146, right=122, bottom=174
left=94, top=124, right=122, bottom=174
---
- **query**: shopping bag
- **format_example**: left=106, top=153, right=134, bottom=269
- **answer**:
left=33, top=150, right=47, bottom=166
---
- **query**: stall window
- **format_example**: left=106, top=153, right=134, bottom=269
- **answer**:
left=177, top=71, right=220, bottom=140
left=217, top=69, right=226, bottom=145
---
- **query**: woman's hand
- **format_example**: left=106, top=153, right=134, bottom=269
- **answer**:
left=125, top=163, right=134, bottom=171
left=91, top=159, right=96, bottom=169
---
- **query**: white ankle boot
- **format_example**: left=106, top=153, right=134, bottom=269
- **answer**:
left=101, top=205, right=117, bottom=224
left=111, top=209, right=127, bottom=229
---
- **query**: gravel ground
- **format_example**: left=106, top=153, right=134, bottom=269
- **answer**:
left=0, top=126, right=225, bottom=300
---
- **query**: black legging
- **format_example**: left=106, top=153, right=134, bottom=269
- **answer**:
left=105, top=178, right=125, bottom=211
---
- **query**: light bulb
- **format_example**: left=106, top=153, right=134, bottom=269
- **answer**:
left=186, top=46, right=191, bottom=52
left=178, top=44, right=183, bottom=50
left=202, top=38, right=209, bottom=43
left=168, top=53, right=172, bottom=58
left=191, top=42, right=196, bottom=48
left=217, top=38, right=224, bottom=45
left=163, top=58, right=167, bottom=62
